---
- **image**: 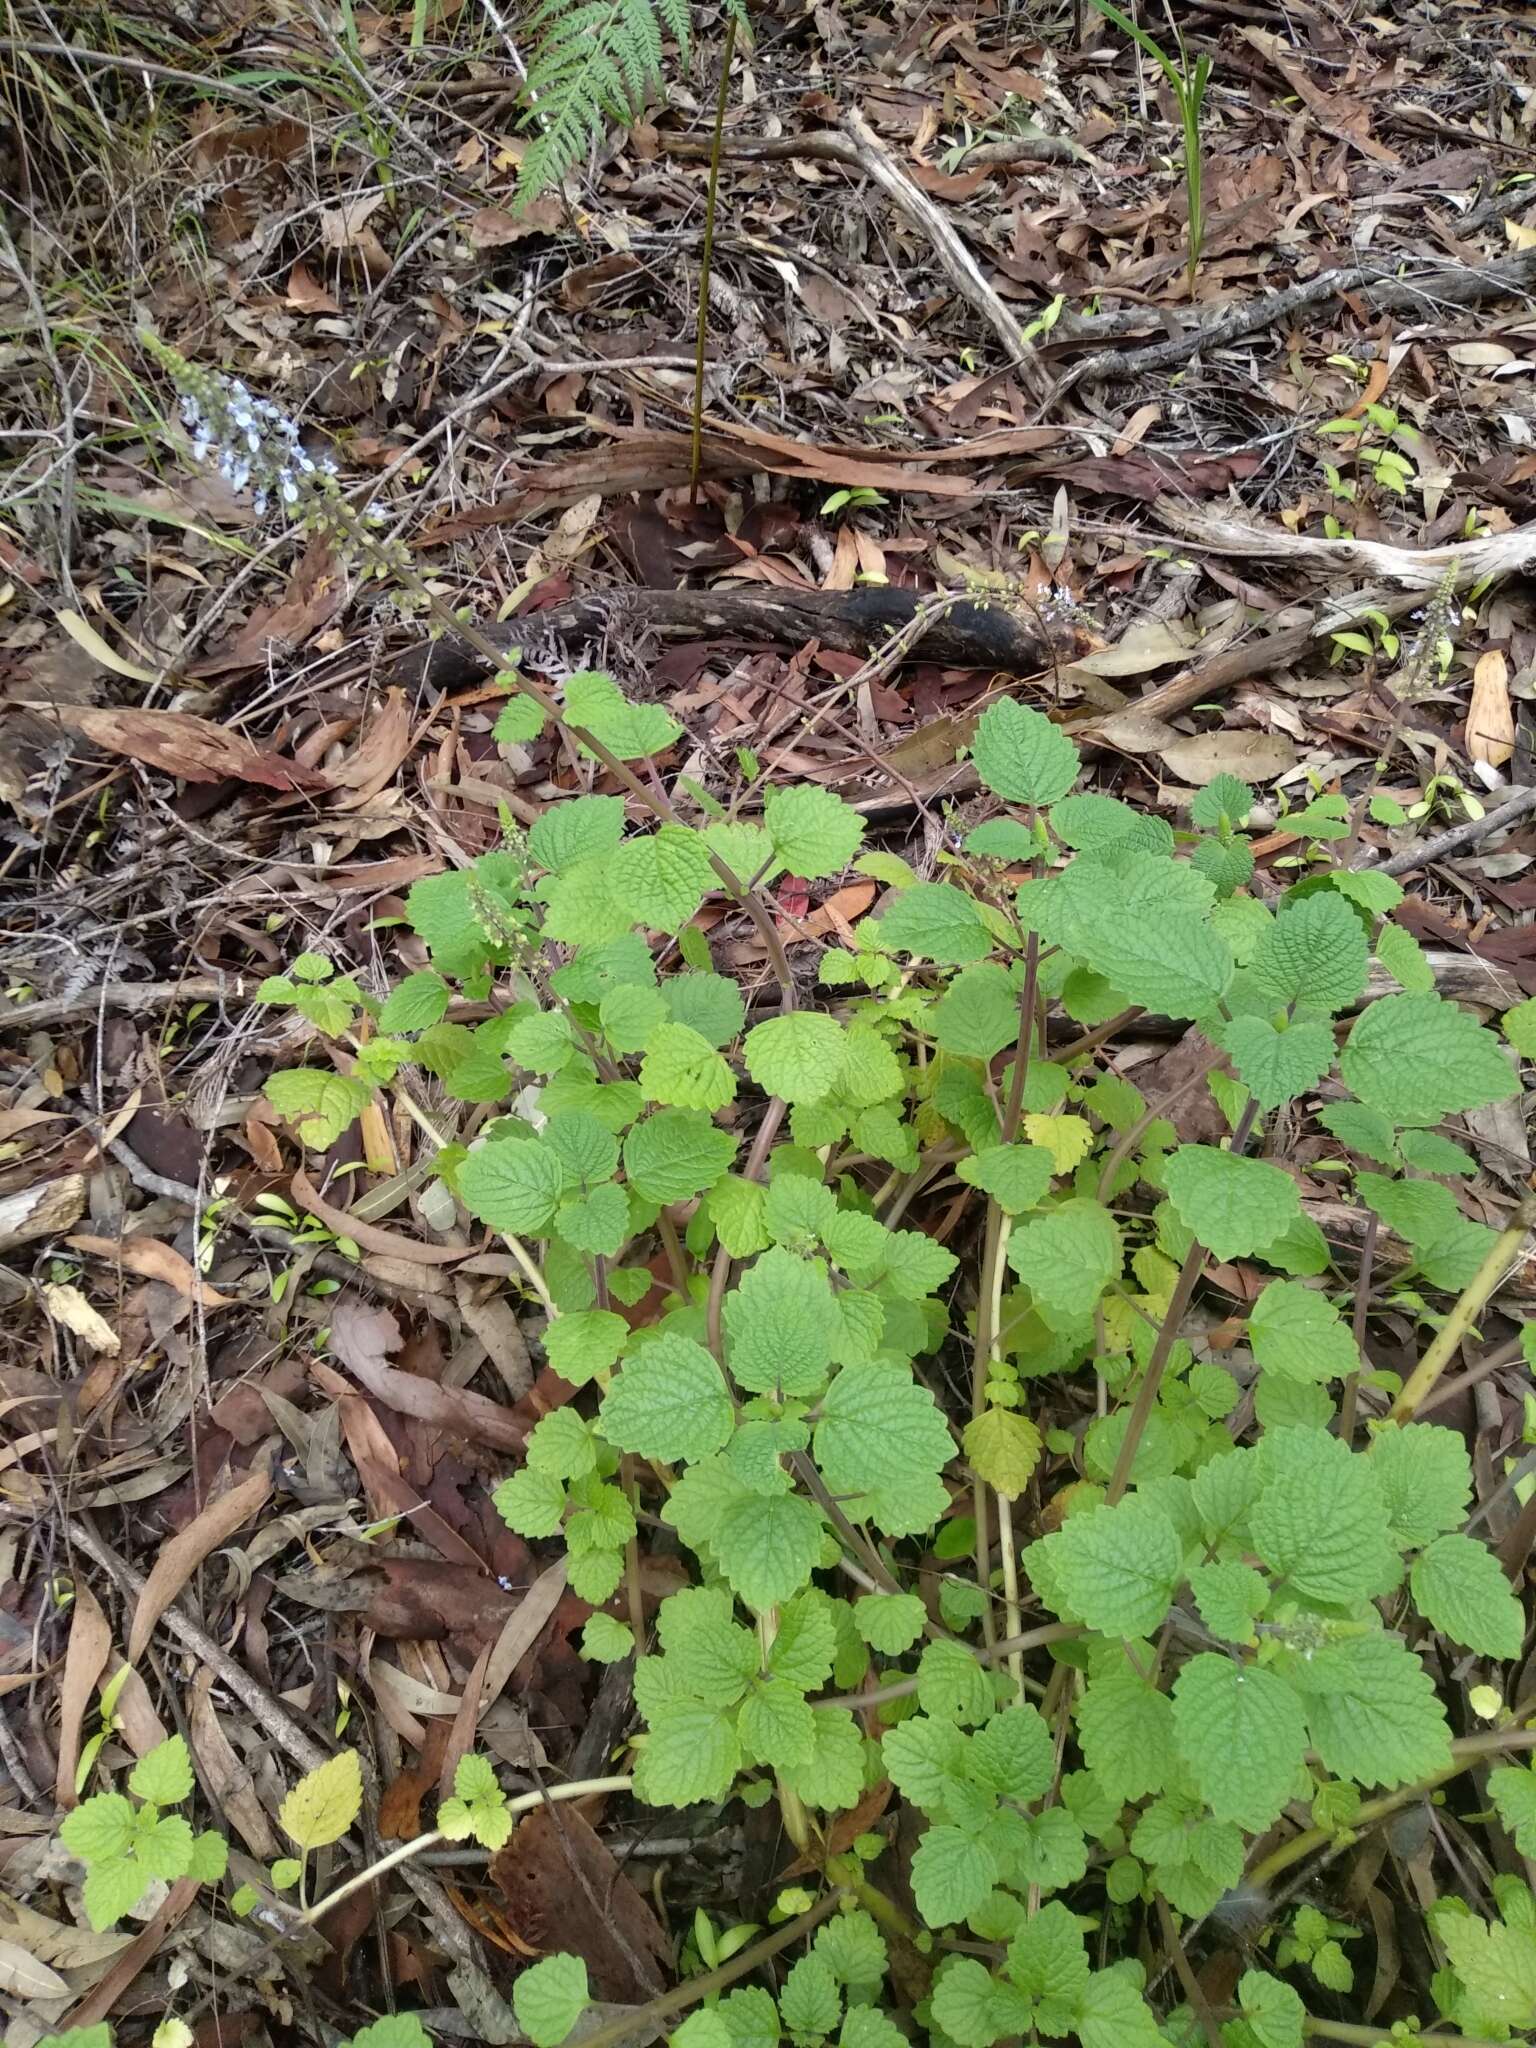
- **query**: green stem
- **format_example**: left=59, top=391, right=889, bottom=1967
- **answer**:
left=689, top=10, right=736, bottom=504
left=1391, top=1196, right=1536, bottom=1421
left=1246, top=1726, right=1536, bottom=1891
left=1305, top=2023, right=1512, bottom=2048
left=302, top=1775, right=634, bottom=1923
left=813, top=1621, right=1079, bottom=1710
left=1106, top=1098, right=1260, bottom=1505
left=573, top=1890, right=846, bottom=2048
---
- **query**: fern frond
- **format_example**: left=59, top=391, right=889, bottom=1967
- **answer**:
left=516, top=0, right=696, bottom=207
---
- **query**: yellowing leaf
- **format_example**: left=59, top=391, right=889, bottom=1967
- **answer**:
left=56, top=607, right=161, bottom=684
left=1022, top=1113, right=1093, bottom=1175
left=964, top=1408, right=1043, bottom=1499
left=1507, top=218, right=1536, bottom=252
left=280, top=1749, right=362, bottom=1850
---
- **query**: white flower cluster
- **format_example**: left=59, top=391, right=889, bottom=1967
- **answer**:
left=172, top=365, right=336, bottom=517
left=146, top=334, right=416, bottom=593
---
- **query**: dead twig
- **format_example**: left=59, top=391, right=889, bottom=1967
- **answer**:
left=1378, top=783, right=1536, bottom=878
left=1050, top=243, right=1536, bottom=392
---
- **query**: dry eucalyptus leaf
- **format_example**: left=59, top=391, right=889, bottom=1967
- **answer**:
left=1468, top=649, right=1516, bottom=768
left=1159, top=729, right=1299, bottom=785
left=1075, top=617, right=1195, bottom=678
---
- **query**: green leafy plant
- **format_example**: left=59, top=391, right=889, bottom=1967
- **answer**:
left=1089, top=0, right=1212, bottom=286
left=1318, top=399, right=1422, bottom=499
left=138, top=339, right=1536, bottom=2048
left=59, top=1735, right=228, bottom=1930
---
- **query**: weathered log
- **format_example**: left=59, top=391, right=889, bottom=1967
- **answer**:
left=391, top=584, right=1076, bottom=693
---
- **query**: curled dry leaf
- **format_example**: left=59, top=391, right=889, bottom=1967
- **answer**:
left=327, top=1300, right=528, bottom=1451
left=127, top=1464, right=274, bottom=1664
left=17, top=705, right=329, bottom=792
left=54, top=1580, right=113, bottom=1807
left=66, top=1233, right=240, bottom=1310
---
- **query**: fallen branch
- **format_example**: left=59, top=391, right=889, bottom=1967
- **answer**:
left=1053, top=243, right=1536, bottom=389
left=1379, top=782, right=1536, bottom=877
left=393, top=583, right=1080, bottom=692
left=1145, top=501, right=1536, bottom=590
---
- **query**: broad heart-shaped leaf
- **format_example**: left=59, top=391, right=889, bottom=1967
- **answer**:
left=633, top=1701, right=741, bottom=1805
left=1006, top=1200, right=1122, bottom=1321
left=1238, top=1968, right=1305, bottom=2048
left=1248, top=1279, right=1360, bottom=1384
left=378, top=970, right=450, bottom=1034
left=1076, top=1966, right=1165, bottom=2048
left=1025, top=857, right=1232, bottom=1020
left=544, top=1309, right=627, bottom=1387
left=565, top=669, right=681, bottom=759
left=738, top=1677, right=816, bottom=1769
left=1250, top=890, right=1369, bottom=1012
left=614, top=825, right=714, bottom=932
left=713, top=1490, right=825, bottom=1610
left=958, top=1144, right=1055, bottom=1216
left=724, top=1245, right=838, bottom=1396
left=599, top=1333, right=734, bottom=1462
left=763, top=783, right=866, bottom=880
left=530, top=793, right=626, bottom=873
left=813, top=1362, right=953, bottom=1536
left=854, top=1591, right=928, bottom=1655
left=742, top=1012, right=848, bottom=1103
left=1437, top=1912, right=1536, bottom=2036
left=1369, top=1422, right=1471, bottom=1548
left=1189, top=1559, right=1267, bottom=1644
left=970, top=1706, right=1054, bottom=1802
left=661, top=971, right=746, bottom=1048
left=1052, top=791, right=1173, bottom=855
left=129, top=1735, right=193, bottom=1807
left=1163, top=1145, right=1304, bottom=1262
left=263, top=1070, right=373, bottom=1151
left=1040, top=1496, right=1182, bottom=1637
left=60, top=1792, right=136, bottom=1864
left=1490, top=1761, right=1536, bottom=1855
left=875, top=883, right=995, bottom=964
left=1250, top=1426, right=1396, bottom=1605
left=623, top=1109, right=738, bottom=1203
left=911, top=1824, right=999, bottom=1928
left=1411, top=1532, right=1526, bottom=1659
left=932, top=963, right=1021, bottom=1058
left=1280, top=1630, right=1451, bottom=1789
left=1074, top=1667, right=1176, bottom=1804
left=351, top=2018, right=434, bottom=2048
left=1171, top=1654, right=1309, bottom=1834
left=1341, top=992, right=1519, bottom=1125
left=82, top=1859, right=152, bottom=1931
left=971, top=696, right=1081, bottom=805
left=1221, top=1015, right=1336, bottom=1110
left=781, top=1955, right=842, bottom=2039
left=280, top=1748, right=361, bottom=1850
left=639, top=1021, right=736, bottom=1111
left=554, top=1183, right=630, bottom=1258
left=134, top=1815, right=191, bottom=1880
left=512, top=1951, right=590, bottom=2048
left=460, top=1135, right=566, bottom=1234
